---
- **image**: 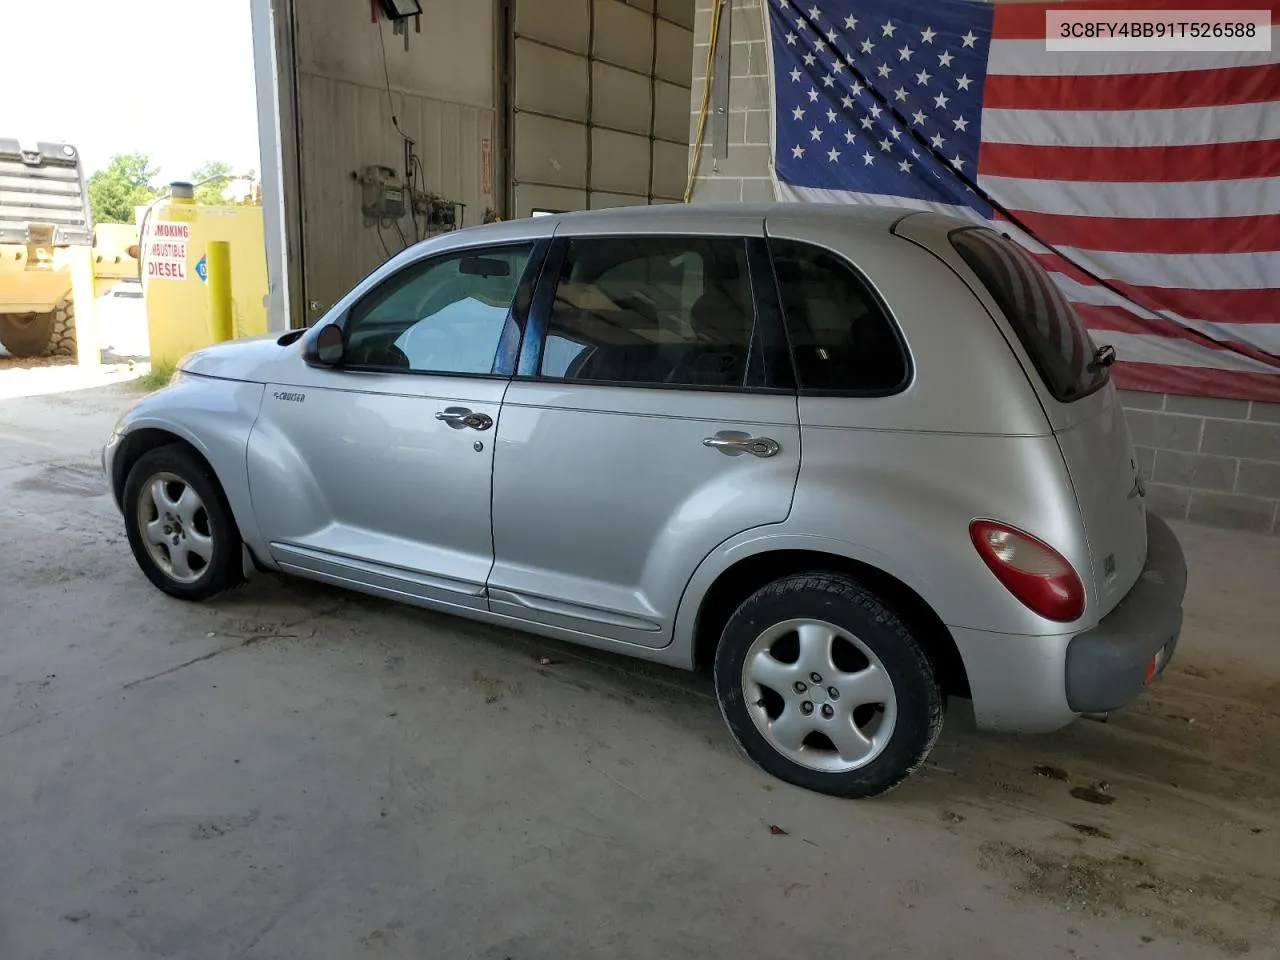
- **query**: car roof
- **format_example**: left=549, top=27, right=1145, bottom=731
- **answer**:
left=423, top=201, right=961, bottom=250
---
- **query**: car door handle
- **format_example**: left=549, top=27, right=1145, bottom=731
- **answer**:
left=703, top=432, right=780, bottom=458
left=435, top=407, right=493, bottom=431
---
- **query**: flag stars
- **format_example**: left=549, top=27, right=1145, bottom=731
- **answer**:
left=956, top=74, right=973, bottom=91
left=832, top=61, right=844, bottom=74
left=785, top=31, right=798, bottom=46
left=869, top=103, right=883, bottom=118
left=915, top=68, right=931, bottom=85
left=860, top=116, right=874, bottom=130
left=863, top=150, right=875, bottom=165
left=952, top=155, right=966, bottom=169
left=938, top=50, right=954, bottom=68
left=809, top=125, right=823, bottom=141
left=882, top=20, right=897, bottom=37
left=934, top=91, right=951, bottom=110
left=827, top=147, right=841, bottom=163
left=861, top=38, right=875, bottom=54
left=961, top=30, right=978, bottom=48
left=889, top=126, right=902, bottom=140
left=953, top=115, right=969, bottom=131
left=844, top=129, right=856, bottom=144
left=792, top=106, right=805, bottom=120
left=841, top=94, right=854, bottom=109
left=826, top=107, right=838, bottom=123
left=808, top=87, right=820, bottom=102
left=823, top=74, right=836, bottom=87
left=930, top=132, right=946, bottom=149
left=898, top=44, right=914, bottom=61
left=911, top=109, right=927, bottom=126
left=879, top=137, right=892, bottom=152
left=825, top=28, right=838, bottom=44
left=920, top=26, right=937, bottom=44
left=877, top=62, right=892, bottom=78
left=803, top=52, right=817, bottom=66
left=789, top=68, right=802, bottom=82
left=808, top=5, right=821, bottom=19
left=814, top=39, right=827, bottom=53
left=795, top=18, right=807, bottom=31
left=899, top=158, right=913, bottom=173
left=894, top=86, right=909, bottom=102
left=850, top=80, right=863, bottom=95
left=792, top=144, right=806, bottom=159
left=844, top=14, right=858, bottom=30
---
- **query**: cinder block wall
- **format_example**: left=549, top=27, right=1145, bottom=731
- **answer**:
left=687, top=0, right=1280, bottom=535
left=1120, top=393, right=1280, bottom=533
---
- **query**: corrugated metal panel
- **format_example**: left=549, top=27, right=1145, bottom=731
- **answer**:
left=654, top=18, right=693, bottom=85
left=297, top=73, right=495, bottom=314
left=514, top=183, right=586, bottom=217
left=592, top=0, right=653, bottom=73
left=591, top=62, right=652, bottom=135
left=513, top=38, right=590, bottom=121
left=509, top=0, right=693, bottom=213
left=653, top=79, right=690, bottom=143
left=656, top=0, right=694, bottom=29
left=651, top=138, right=688, bottom=200
left=591, top=128, right=651, bottom=195
left=512, top=113, right=588, bottom=189
left=515, top=0, right=590, bottom=52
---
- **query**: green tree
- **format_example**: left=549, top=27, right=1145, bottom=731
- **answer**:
left=191, top=160, right=236, bottom=205
left=87, top=153, right=159, bottom=224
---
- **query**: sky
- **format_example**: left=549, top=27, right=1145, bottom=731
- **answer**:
left=5, top=0, right=262, bottom=184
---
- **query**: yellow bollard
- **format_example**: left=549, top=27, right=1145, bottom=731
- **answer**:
left=206, top=240, right=233, bottom=342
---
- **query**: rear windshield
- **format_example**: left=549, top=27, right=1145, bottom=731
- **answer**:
left=949, top=227, right=1108, bottom=403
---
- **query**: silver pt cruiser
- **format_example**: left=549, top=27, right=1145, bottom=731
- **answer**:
left=103, top=203, right=1187, bottom=798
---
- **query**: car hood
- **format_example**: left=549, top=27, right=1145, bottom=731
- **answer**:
left=178, top=334, right=292, bottom=382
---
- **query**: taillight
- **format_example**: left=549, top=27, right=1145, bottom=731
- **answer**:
left=969, top=520, right=1085, bottom=622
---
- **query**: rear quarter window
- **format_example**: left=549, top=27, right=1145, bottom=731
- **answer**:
left=949, top=227, right=1108, bottom=403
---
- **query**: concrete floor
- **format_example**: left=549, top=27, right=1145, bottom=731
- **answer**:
left=2, top=374, right=1278, bottom=960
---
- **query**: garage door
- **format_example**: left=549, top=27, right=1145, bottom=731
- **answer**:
left=506, top=0, right=694, bottom=218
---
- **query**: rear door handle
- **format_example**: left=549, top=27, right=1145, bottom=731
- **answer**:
left=436, top=406, right=493, bottom=431
left=703, top=431, right=780, bottom=458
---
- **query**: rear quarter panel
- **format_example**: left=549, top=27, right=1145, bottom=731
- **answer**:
left=682, top=212, right=1099, bottom=637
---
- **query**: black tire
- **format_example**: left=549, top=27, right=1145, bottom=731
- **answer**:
left=122, top=445, right=243, bottom=601
left=0, top=309, right=55, bottom=357
left=48, top=299, right=77, bottom=357
left=713, top=573, right=943, bottom=799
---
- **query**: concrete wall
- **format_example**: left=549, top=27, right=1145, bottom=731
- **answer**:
left=1122, top=392, right=1280, bottom=534
left=685, top=0, right=1279, bottom=535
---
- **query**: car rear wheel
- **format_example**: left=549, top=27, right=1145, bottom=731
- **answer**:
left=713, top=572, right=943, bottom=799
left=123, top=446, right=243, bottom=601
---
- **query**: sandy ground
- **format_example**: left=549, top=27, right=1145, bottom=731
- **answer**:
left=1, top=377, right=1278, bottom=960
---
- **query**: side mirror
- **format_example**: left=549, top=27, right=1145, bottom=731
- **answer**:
left=304, top=322, right=345, bottom=367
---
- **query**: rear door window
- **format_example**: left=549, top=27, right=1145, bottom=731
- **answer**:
left=768, top=239, right=910, bottom=395
left=538, top=236, right=757, bottom=389
left=949, top=227, right=1108, bottom=403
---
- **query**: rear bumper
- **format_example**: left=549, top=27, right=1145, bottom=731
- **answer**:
left=1064, top=511, right=1187, bottom=713
left=951, top=511, right=1187, bottom=733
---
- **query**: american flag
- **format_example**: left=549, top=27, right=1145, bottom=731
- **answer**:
left=768, top=0, right=1280, bottom=401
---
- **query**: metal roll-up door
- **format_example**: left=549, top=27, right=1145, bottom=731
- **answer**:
left=506, top=0, right=693, bottom=218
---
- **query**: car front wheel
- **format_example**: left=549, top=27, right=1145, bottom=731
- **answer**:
left=713, top=572, right=944, bottom=799
left=123, top=445, right=243, bottom=601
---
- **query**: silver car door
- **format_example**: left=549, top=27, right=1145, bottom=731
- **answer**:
left=246, top=241, right=543, bottom=612
left=488, top=229, right=802, bottom=649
